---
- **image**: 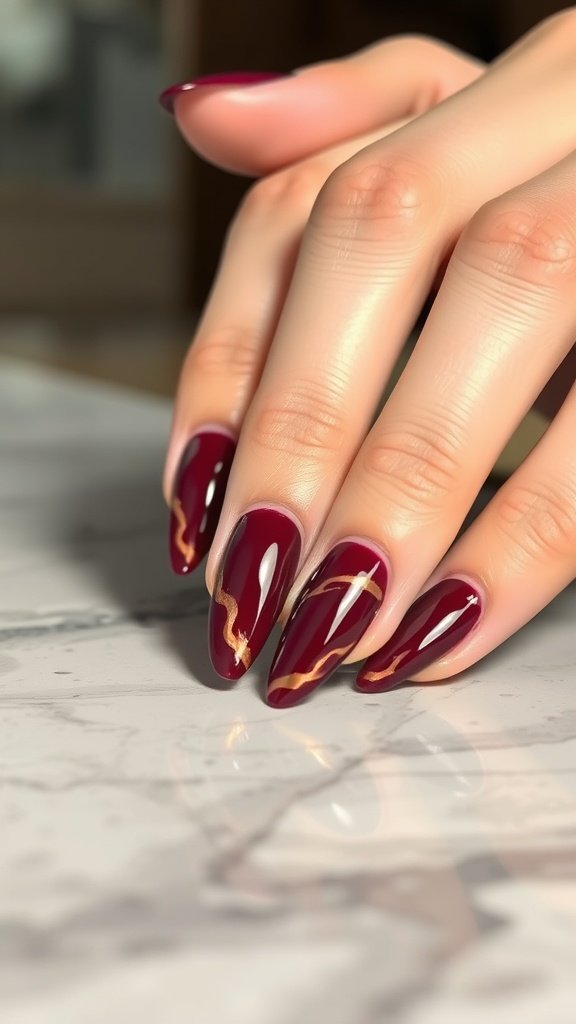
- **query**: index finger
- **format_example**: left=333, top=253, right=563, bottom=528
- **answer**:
left=162, top=35, right=484, bottom=175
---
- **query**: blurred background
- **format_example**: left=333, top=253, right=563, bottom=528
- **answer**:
left=0, top=0, right=568, bottom=427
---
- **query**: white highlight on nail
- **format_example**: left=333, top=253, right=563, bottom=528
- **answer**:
left=417, top=594, right=479, bottom=651
left=205, top=480, right=217, bottom=508
left=324, top=562, right=379, bottom=645
left=256, top=543, right=279, bottom=621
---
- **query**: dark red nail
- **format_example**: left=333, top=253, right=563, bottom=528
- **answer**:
left=209, top=508, right=301, bottom=680
left=169, top=430, right=235, bottom=575
left=159, top=72, right=288, bottom=114
left=356, top=578, right=483, bottom=693
left=266, top=541, right=389, bottom=709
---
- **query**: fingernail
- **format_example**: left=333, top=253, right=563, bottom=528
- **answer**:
left=266, top=540, right=389, bottom=709
left=356, top=578, right=483, bottom=693
left=169, top=430, right=235, bottom=575
left=209, top=508, right=301, bottom=680
left=159, top=72, right=289, bottom=114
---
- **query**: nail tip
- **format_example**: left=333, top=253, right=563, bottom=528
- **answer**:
left=355, top=677, right=400, bottom=695
left=170, top=546, right=203, bottom=575
left=170, top=557, right=198, bottom=576
left=209, top=652, right=248, bottom=682
left=158, top=82, right=197, bottom=114
left=159, top=72, right=287, bottom=113
left=158, top=87, right=177, bottom=114
left=266, top=687, right=298, bottom=710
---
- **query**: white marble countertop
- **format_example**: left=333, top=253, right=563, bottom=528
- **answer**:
left=1, top=359, right=575, bottom=1024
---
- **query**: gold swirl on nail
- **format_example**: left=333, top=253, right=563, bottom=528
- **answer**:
left=214, top=576, right=252, bottom=669
left=304, top=575, right=383, bottom=604
left=171, top=497, right=195, bottom=566
left=268, top=644, right=353, bottom=697
left=361, top=650, right=411, bottom=683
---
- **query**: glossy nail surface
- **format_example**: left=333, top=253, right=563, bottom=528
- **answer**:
left=169, top=431, right=235, bottom=575
left=209, top=509, right=301, bottom=680
left=160, top=72, right=287, bottom=113
left=356, top=578, right=483, bottom=693
left=267, top=541, right=389, bottom=709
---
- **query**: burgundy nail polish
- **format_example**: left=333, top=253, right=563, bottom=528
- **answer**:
left=169, top=431, right=235, bottom=575
left=209, top=508, right=301, bottom=680
left=266, top=541, right=389, bottom=709
left=356, top=578, right=483, bottom=693
left=159, top=72, right=288, bottom=114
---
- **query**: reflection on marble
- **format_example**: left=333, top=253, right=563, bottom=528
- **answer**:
left=1, top=359, right=575, bottom=1024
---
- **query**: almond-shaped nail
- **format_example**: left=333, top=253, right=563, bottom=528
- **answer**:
left=169, top=430, right=235, bottom=575
left=356, top=578, right=483, bottom=693
left=209, top=508, right=301, bottom=680
left=159, top=72, right=289, bottom=114
left=266, top=541, right=389, bottom=709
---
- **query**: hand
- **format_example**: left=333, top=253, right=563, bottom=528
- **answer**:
left=161, top=15, right=576, bottom=707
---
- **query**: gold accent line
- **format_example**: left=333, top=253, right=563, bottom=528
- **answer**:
left=268, top=644, right=353, bottom=696
left=214, top=577, right=252, bottom=670
left=171, top=498, right=196, bottom=566
left=304, top=575, right=383, bottom=603
left=362, top=650, right=411, bottom=683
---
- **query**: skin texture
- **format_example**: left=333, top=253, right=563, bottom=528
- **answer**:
left=162, top=14, right=576, bottom=701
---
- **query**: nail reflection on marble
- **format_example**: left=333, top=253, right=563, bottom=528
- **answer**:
left=169, top=703, right=485, bottom=867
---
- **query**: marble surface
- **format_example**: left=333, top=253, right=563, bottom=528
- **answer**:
left=1, top=359, right=576, bottom=1024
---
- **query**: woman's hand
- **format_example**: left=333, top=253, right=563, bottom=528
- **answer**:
left=161, top=14, right=576, bottom=707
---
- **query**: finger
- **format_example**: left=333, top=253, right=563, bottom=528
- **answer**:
left=206, top=9, right=576, bottom=681
left=164, top=119, right=409, bottom=573
left=356, top=369, right=576, bottom=692
left=161, top=35, right=484, bottom=175
left=263, top=132, right=576, bottom=706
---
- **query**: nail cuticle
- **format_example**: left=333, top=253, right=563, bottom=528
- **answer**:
left=191, top=422, right=238, bottom=442
left=237, top=500, right=307, bottom=549
left=322, top=533, right=393, bottom=583
left=435, top=571, right=488, bottom=616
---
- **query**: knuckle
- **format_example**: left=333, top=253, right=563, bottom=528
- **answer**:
left=361, top=418, right=464, bottom=515
left=251, top=381, right=347, bottom=460
left=538, top=6, right=576, bottom=37
left=187, top=326, right=260, bottom=378
left=379, top=33, right=448, bottom=58
left=494, top=479, right=576, bottom=565
left=241, top=166, right=320, bottom=219
left=395, top=32, right=443, bottom=51
left=311, top=153, right=440, bottom=243
left=463, top=201, right=576, bottom=291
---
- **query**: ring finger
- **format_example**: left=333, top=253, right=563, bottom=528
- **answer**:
left=356, top=367, right=576, bottom=693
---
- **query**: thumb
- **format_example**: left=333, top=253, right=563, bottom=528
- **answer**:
left=160, top=35, right=485, bottom=177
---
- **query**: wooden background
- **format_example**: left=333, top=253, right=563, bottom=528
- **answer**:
left=0, top=0, right=568, bottom=316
